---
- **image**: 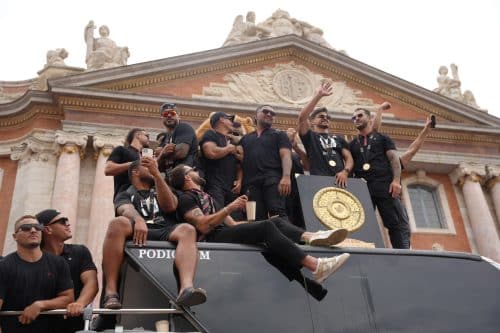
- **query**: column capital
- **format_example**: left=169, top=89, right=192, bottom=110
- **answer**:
left=486, top=165, right=500, bottom=190
left=450, top=162, right=486, bottom=187
left=10, top=132, right=57, bottom=165
left=92, top=134, right=124, bottom=158
left=55, top=131, right=88, bottom=159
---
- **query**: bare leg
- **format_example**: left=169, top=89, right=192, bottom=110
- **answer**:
left=168, top=223, right=198, bottom=294
left=102, top=217, right=133, bottom=295
left=301, top=255, right=319, bottom=272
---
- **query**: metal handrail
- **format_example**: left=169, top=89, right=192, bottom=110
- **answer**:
left=0, top=308, right=183, bottom=316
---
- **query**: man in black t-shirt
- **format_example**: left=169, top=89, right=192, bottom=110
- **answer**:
left=239, top=105, right=292, bottom=220
left=36, top=209, right=98, bottom=333
left=105, top=128, right=150, bottom=199
left=298, top=82, right=353, bottom=187
left=199, top=112, right=241, bottom=210
left=157, top=103, right=198, bottom=173
left=0, top=215, right=73, bottom=333
left=349, top=108, right=411, bottom=249
left=169, top=164, right=350, bottom=287
left=102, top=157, right=206, bottom=309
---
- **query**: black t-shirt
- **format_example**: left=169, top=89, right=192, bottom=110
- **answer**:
left=54, top=244, right=97, bottom=333
left=300, top=130, right=348, bottom=176
left=107, top=145, right=140, bottom=198
left=200, top=129, right=238, bottom=190
left=177, top=189, right=225, bottom=237
left=240, top=128, right=292, bottom=186
left=0, top=252, right=73, bottom=333
left=159, top=122, right=198, bottom=169
left=114, top=186, right=178, bottom=227
left=349, top=131, right=396, bottom=198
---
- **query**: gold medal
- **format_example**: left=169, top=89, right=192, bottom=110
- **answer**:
left=329, top=160, right=336, bottom=167
left=362, top=163, right=371, bottom=171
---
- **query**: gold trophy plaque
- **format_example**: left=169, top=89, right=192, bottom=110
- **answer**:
left=312, top=187, right=365, bottom=232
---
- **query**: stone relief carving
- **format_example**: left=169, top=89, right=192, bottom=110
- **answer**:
left=194, top=62, right=377, bottom=112
left=433, top=64, right=486, bottom=111
left=450, top=162, right=487, bottom=185
left=223, top=9, right=341, bottom=52
left=84, top=20, right=130, bottom=71
left=45, top=48, right=69, bottom=67
left=10, top=132, right=57, bottom=165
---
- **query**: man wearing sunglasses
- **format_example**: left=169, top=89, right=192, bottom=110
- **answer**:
left=348, top=108, right=411, bottom=249
left=36, top=209, right=98, bottom=333
left=297, top=81, right=353, bottom=188
left=239, top=105, right=292, bottom=220
left=0, top=215, right=74, bottom=333
left=157, top=103, right=199, bottom=173
left=106, top=128, right=150, bottom=199
left=102, top=157, right=206, bottom=309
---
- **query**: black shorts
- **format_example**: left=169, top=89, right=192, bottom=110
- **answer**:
left=130, top=220, right=179, bottom=241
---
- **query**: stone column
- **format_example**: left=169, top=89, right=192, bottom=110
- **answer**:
left=51, top=131, right=88, bottom=241
left=451, top=162, right=500, bottom=262
left=486, top=165, right=500, bottom=227
left=4, top=133, right=57, bottom=254
left=86, top=135, right=123, bottom=268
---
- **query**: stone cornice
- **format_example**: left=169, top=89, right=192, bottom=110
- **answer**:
left=47, top=35, right=500, bottom=127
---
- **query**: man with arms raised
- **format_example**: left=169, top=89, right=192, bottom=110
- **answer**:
left=349, top=108, right=411, bottom=249
left=0, top=215, right=73, bottom=333
left=297, top=81, right=353, bottom=187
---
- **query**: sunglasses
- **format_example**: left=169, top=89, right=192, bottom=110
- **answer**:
left=161, top=110, right=177, bottom=118
left=261, top=109, right=276, bottom=117
left=48, top=217, right=69, bottom=226
left=316, top=114, right=331, bottom=120
left=16, top=223, right=44, bottom=233
left=351, top=113, right=365, bottom=121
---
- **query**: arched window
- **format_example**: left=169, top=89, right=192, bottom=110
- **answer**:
left=407, top=184, right=446, bottom=229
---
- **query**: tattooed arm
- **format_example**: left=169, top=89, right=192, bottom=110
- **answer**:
left=386, top=149, right=402, bottom=198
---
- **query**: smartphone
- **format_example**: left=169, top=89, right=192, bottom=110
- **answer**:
left=430, top=115, right=436, bottom=128
left=142, top=148, right=154, bottom=158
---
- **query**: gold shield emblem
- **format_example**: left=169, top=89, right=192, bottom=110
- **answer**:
left=312, top=187, right=365, bottom=232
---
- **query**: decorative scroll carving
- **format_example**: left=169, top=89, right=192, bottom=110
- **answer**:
left=92, top=134, right=124, bottom=159
left=10, top=132, right=57, bottom=165
left=55, top=131, right=89, bottom=159
left=486, top=165, right=500, bottom=190
left=450, top=162, right=486, bottom=187
left=194, top=62, right=377, bottom=112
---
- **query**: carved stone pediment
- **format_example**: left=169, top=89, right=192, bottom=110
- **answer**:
left=194, top=62, right=377, bottom=113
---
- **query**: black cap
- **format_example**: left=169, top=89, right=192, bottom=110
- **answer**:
left=160, top=103, right=177, bottom=113
left=210, top=112, right=235, bottom=128
left=36, top=209, right=60, bottom=225
left=310, top=107, right=329, bottom=119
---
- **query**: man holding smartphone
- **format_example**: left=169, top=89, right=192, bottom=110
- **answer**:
left=105, top=128, right=150, bottom=199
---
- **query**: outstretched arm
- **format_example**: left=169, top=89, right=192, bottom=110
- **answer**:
left=372, top=102, right=391, bottom=132
left=400, top=117, right=433, bottom=169
left=297, top=81, right=333, bottom=135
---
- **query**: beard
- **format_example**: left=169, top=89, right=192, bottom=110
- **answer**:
left=192, top=174, right=206, bottom=188
left=356, top=122, right=367, bottom=131
left=140, top=175, right=155, bottom=187
left=317, top=123, right=329, bottom=130
left=258, top=119, right=272, bottom=129
left=163, top=119, right=178, bottom=129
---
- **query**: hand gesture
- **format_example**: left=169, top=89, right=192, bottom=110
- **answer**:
left=380, top=102, right=392, bottom=110
left=133, top=218, right=148, bottom=246
left=317, top=81, right=333, bottom=97
left=66, top=302, right=84, bottom=317
left=335, top=170, right=348, bottom=188
left=19, top=301, right=42, bottom=325
left=227, top=195, right=248, bottom=212
left=141, top=156, right=160, bottom=176
left=278, top=176, right=291, bottom=196
left=389, top=180, right=402, bottom=198
left=162, top=143, right=176, bottom=156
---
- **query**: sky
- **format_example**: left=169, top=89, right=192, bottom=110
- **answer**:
left=1, top=0, right=499, bottom=118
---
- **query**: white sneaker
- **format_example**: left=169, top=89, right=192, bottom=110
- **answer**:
left=313, top=253, right=350, bottom=283
left=308, top=228, right=348, bottom=247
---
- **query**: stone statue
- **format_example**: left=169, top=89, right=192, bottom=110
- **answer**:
left=223, top=11, right=271, bottom=46
left=84, top=20, right=129, bottom=71
left=45, top=48, right=68, bottom=67
left=433, top=64, right=485, bottom=110
left=223, top=9, right=336, bottom=51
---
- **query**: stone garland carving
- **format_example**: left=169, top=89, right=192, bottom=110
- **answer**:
left=223, top=9, right=343, bottom=53
left=84, top=20, right=130, bottom=71
left=433, top=64, right=486, bottom=111
left=194, top=62, right=377, bottom=112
